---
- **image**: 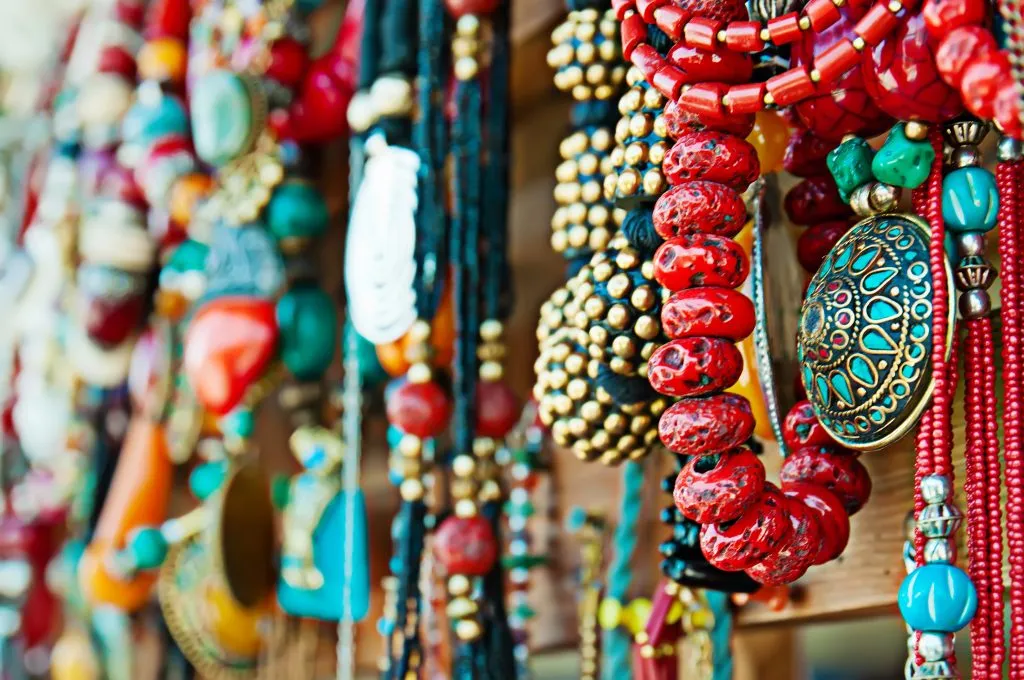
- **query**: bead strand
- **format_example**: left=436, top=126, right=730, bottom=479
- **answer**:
left=964, top=321, right=991, bottom=676
left=981, top=318, right=1005, bottom=677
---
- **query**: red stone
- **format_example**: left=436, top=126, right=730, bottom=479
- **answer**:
left=475, top=379, right=521, bottom=439
left=658, top=393, right=755, bottom=456
left=267, top=38, right=310, bottom=88
left=663, top=130, right=760, bottom=191
left=661, top=288, right=755, bottom=341
left=648, top=337, right=744, bottom=398
left=700, top=482, right=791, bottom=571
left=667, top=44, right=753, bottom=84
left=935, top=26, right=997, bottom=88
left=145, top=0, right=191, bottom=39
left=444, top=0, right=499, bottom=17
left=674, top=447, right=766, bottom=524
left=782, top=400, right=836, bottom=450
left=653, top=182, right=748, bottom=240
left=387, top=380, right=452, bottom=439
left=922, top=0, right=986, bottom=40
left=780, top=446, right=872, bottom=514
left=653, top=233, right=749, bottom=290
left=960, top=50, right=1011, bottom=120
left=433, top=515, right=497, bottom=576
left=284, top=55, right=352, bottom=142
left=783, top=129, right=833, bottom=178
left=665, top=97, right=756, bottom=138
left=994, top=79, right=1024, bottom=140
left=861, top=12, right=963, bottom=122
left=783, top=483, right=850, bottom=564
left=797, top=221, right=852, bottom=273
left=183, top=297, right=279, bottom=416
left=746, top=497, right=822, bottom=585
left=673, top=0, right=748, bottom=22
left=784, top=176, right=852, bottom=225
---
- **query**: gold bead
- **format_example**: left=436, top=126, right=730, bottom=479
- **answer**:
left=455, top=498, right=479, bottom=518
left=569, top=417, right=589, bottom=437
left=635, top=316, right=659, bottom=340
left=591, top=430, right=611, bottom=450
left=473, top=437, right=497, bottom=457
left=451, top=478, right=476, bottom=499
left=567, top=202, right=588, bottom=224
left=480, top=361, right=504, bottom=381
left=607, top=303, right=632, bottom=329
left=449, top=574, right=471, bottom=596
left=569, top=225, right=590, bottom=248
left=615, top=118, right=630, bottom=143
left=600, top=17, right=618, bottom=38
left=454, top=57, right=479, bottom=81
left=399, top=435, right=423, bottom=457
left=556, top=159, right=579, bottom=183
left=588, top=205, right=610, bottom=227
left=609, top=356, right=631, bottom=374
left=624, top=142, right=648, bottom=166
left=561, top=131, right=590, bottom=158
left=407, top=362, right=432, bottom=384
left=565, top=353, right=586, bottom=375
left=598, top=40, right=618, bottom=63
left=572, top=85, right=594, bottom=101
left=452, top=36, right=479, bottom=59
left=617, top=169, right=640, bottom=196
left=607, top=273, right=632, bottom=298
left=615, top=249, right=640, bottom=270
left=575, top=20, right=597, bottom=42
left=447, top=597, right=479, bottom=620
left=479, top=479, right=501, bottom=502
left=457, top=14, right=480, bottom=36
left=653, top=115, right=668, bottom=139
left=626, top=66, right=644, bottom=86
left=590, top=228, right=611, bottom=251
left=631, top=286, right=656, bottom=311
left=643, top=87, right=665, bottom=109
left=648, top=141, right=668, bottom=166
left=452, top=455, right=476, bottom=477
left=400, top=479, right=424, bottom=501
left=567, top=378, right=590, bottom=401
left=905, top=121, right=930, bottom=140
left=580, top=400, right=603, bottom=422
left=546, top=43, right=573, bottom=69
left=641, top=261, right=655, bottom=280
left=619, top=88, right=642, bottom=115
left=629, top=113, right=653, bottom=138
left=591, top=128, right=613, bottom=151
left=562, top=65, right=584, bottom=87
left=576, top=42, right=596, bottom=65
left=584, top=295, right=607, bottom=319
left=578, top=153, right=599, bottom=175
left=642, top=169, right=666, bottom=195
left=455, top=618, right=483, bottom=641
left=630, top=414, right=652, bottom=435
left=407, top=320, right=432, bottom=343
left=612, top=335, right=637, bottom=358
left=603, top=174, right=618, bottom=200
left=581, top=181, right=603, bottom=204
left=593, top=261, right=613, bottom=282
left=551, top=230, right=569, bottom=253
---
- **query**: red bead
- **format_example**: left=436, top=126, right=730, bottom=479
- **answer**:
left=386, top=380, right=452, bottom=439
left=81, top=290, right=147, bottom=347
left=612, top=0, right=634, bottom=20
left=725, top=82, right=767, bottom=114
left=700, top=482, right=791, bottom=571
left=683, top=17, right=723, bottom=50
left=475, top=380, right=521, bottom=439
left=922, top=0, right=986, bottom=40
left=652, top=66, right=687, bottom=100
left=630, top=43, right=664, bottom=83
left=805, top=0, right=842, bottom=32
left=636, top=0, right=669, bottom=21
left=666, top=96, right=756, bottom=137
left=935, top=26, right=996, bottom=88
left=783, top=483, right=850, bottom=564
left=267, top=39, right=309, bottom=88
left=658, top=393, right=755, bottom=456
left=814, top=39, right=860, bottom=86
left=98, top=46, right=137, bottom=78
left=648, top=337, right=744, bottom=398
left=797, top=221, right=852, bottom=272
left=960, top=50, right=1011, bottom=120
left=723, top=21, right=764, bottom=52
left=653, top=181, right=747, bottom=240
left=766, top=67, right=816, bottom=107
left=994, top=78, right=1024, bottom=139
left=677, top=83, right=729, bottom=118
left=767, top=13, right=803, bottom=44
left=746, top=497, right=822, bottom=585
left=784, top=176, right=852, bottom=225
left=781, top=446, right=872, bottom=514
left=654, top=5, right=690, bottom=39
left=853, top=3, right=900, bottom=46
left=674, top=447, right=766, bottom=524
left=653, top=231, right=749, bottom=288
left=663, top=130, right=760, bottom=191
left=782, top=400, right=837, bottom=449
left=783, top=130, right=833, bottom=177
left=444, top=0, right=499, bottom=18
left=285, top=57, right=351, bottom=142
left=668, top=44, right=754, bottom=84
left=433, top=515, right=497, bottom=576
left=145, top=0, right=191, bottom=40
left=661, top=288, right=756, bottom=340
left=115, top=0, right=146, bottom=28
left=674, top=0, right=747, bottom=21
left=621, top=12, right=647, bottom=60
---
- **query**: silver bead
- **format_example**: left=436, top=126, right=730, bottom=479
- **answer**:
left=917, top=502, right=963, bottom=538
left=958, top=288, right=992, bottom=319
left=957, top=231, right=986, bottom=258
left=943, top=116, right=990, bottom=148
left=920, top=475, right=952, bottom=504
left=850, top=182, right=900, bottom=217
left=998, top=135, right=1024, bottom=162
left=917, top=632, right=954, bottom=662
left=949, top=146, right=980, bottom=168
left=955, top=255, right=996, bottom=291
left=923, top=538, right=954, bottom=564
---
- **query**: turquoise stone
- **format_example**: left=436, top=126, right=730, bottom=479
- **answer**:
left=221, top=407, right=255, bottom=439
left=123, top=95, right=188, bottom=151
left=827, top=136, right=875, bottom=202
left=266, top=181, right=329, bottom=245
left=189, top=460, right=228, bottom=500
left=190, top=70, right=254, bottom=167
left=943, top=167, right=999, bottom=233
left=276, top=286, right=337, bottom=379
left=128, top=526, right=168, bottom=570
left=898, top=564, right=977, bottom=632
left=871, top=124, right=935, bottom=189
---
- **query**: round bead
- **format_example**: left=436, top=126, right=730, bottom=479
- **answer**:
left=276, top=285, right=337, bottom=380
left=648, top=337, right=744, bottom=398
left=444, top=0, right=499, bottom=17
left=674, top=0, right=747, bottom=21
left=935, top=26, right=996, bottom=89
left=386, top=380, right=452, bottom=438
left=782, top=401, right=837, bottom=450
left=746, top=111, right=790, bottom=174
left=898, top=564, right=977, bottom=633
left=783, top=129, right=834, bottom=178
left=78, top=73, right=134, bottom=128
left=997, top=135, right=1024, bottom=162
left=780, top=445, right=872, bottom=514
left=652, top=182, right=748, bottom=240
left=658, top=393, right=756, bottom=456
left=783, top=483, right=850, bottom=564
left=956, top=231, right=986, bottom=258
left=137, top=38, right=187, bottom=83
left=994, top=83, right=1024, bottom=139
left=922, top=0, right=986, bottom=39
left=476, top=380, right=521, bottom=439
left=434, top=515, right=497, bottom=577
left=700, top=483, right=791, bottom=571
left=959, top=51, right=1010, bottom=120
left=663, top=130, right=760, bottom=191
left=920, top=475, right=952, bottom=505
left=942, top=167, right=999, bottom=233
left=745, top=497, right=822, bottom=586
left=653, top=233, right=749, bottom=291
left=267, top=38, right=310, bottom=88
left=127, top=527, right=168, bottom=570
left=917, top=632, right=955, bottom=662
left=661, top=288, right=755, bottom=341
left=266, top=181, right=330, bottom=245
left=784, top=176, right=851, bottom=225
left=917, top=502, right=964, bottom=538
left=673, top=447, right=766, bottom=524
left=958, top=288, right=991, bottom=319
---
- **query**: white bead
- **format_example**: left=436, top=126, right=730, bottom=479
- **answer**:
left=917, top=632, right=954, bottom=662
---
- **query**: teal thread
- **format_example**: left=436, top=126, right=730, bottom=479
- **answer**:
left=705, top=590, right=733, bottom=680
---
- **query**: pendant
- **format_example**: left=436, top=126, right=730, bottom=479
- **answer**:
left=797, top=213, right=954, bottom=450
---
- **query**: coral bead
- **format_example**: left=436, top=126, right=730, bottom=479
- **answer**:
left=746, top=497, right=822, bottom=586
left=386, top=380, right=452, bottom=438
left=674, top=447, right=767, bottom=524
left=433, top=515, right=497, bottom=576
left=673, top=0, right=747, bottom=22
left=663, top=130, right=760, bottom=191
left=959, top=51, right=1011, bottom=120
left=935, top=26, right=996, bottom=88
left=898, top=564, right=977, bottom=633
left=782, top=401, right=837, bottom=450
left=653, top=182, right=748, bottom=240
left=267, top=38, right=310, bottom=88
left=476, top=380, right=521, bottom=439
left=784, top=176, right=852, bottom=225
left=667, top=44, right=754, bottom=85
left=653, top=233, right=750, bottom=290
left=700, top=483, right=791, bottom=571
left=780, top=445, right=872, bottom=514
left=665, top=97, right=756, bottom=138
left=994, top=80, right=1024, bottom=139
left=659, top=393, right=755, bottom=456
left=661, top=288, right=755, bottom=341
left=783, top=483, right=850, bottom=564
left=797, top=221, right=852, bottom=273
left=922, top=0, right=987, bottom=40
left=444, top=0, right=499, bottom=17
left=648, top=337, right=744, bottom=398
left=746, top=111, right=790, bottom=174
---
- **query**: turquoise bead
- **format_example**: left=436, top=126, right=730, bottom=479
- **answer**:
left=871, top=124, right=935, bottom=189
left=898, top=563, right=977, bottom=632
left=189, top=460, right=228, bottom=500
left=128, top=527, right=168, bottom=570
left=943, top=167, right=999, bottom=233
left=221, top=407, right=255, bottom=439
left=827, top=136, right=875, bottom=202
left=122, top=95, right=188, bottom=151
left=276, top=286, right=337, bottom=379
left=266, top=181, right=330, bottom=245
left=190, top=70, right=254, bottom=166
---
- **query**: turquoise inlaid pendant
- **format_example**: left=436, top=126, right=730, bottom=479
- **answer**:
left=797, top=213, right=953, bottom=450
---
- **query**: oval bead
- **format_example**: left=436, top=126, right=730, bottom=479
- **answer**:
left=942, top=167, right=999, bottom=233
left=700, top=483, right=791, bottom=571
left=898, top=564, right=978, bottom=633
left=784, top=176, right=852, bottom=225
left=649, top=337, right=744, bottom=398
left=783, top=483, right=850, bottom=564
left=796, top=221, right=852, bottom=273
left=935, top=26, right=997, bottom=88
left=661, top=288, right=755, bottom=341
left=652, top=182, right=748, bottom=240
left=476, top=380, right=521, bottom=439
left=433, top=515, right=498, bottom=575
left=276, top=286, right=337, bottom=380
left=922, top=0, right=987, bottom=40
left=386, top=380, right=452, bottom=438
left=667, top=44, right=753, bottom=85
left=266, top=181, right=330, bottom=245
left=782, top=400, right=838, bottom=450
left=780, top=446, right=872, bottom=515
left=662, top=131, right=761, bottom=191
left=664, top=97, right=756, bottom=138
left=191, top=70, right=255, bottom=167
left=653, top=233, right=750, bottom=290
left=658, top=393, right=755, bottom=456
left=674, top=448, right=767, bottom=524
left=746, top=497, right=822, bottom=586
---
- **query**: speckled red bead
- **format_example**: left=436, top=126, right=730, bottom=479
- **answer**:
left=653, top=232, right=749, bottom=290
left=783, top=483, right=850, bottom=564
left=652, top=182, right=748, bottom=240
left=663, top=130, right=760, bottom=191
left=433, top=515, right=497, bottom=576
left=746, top=497, right=822, bottom=585
left=661, top=288, right=755, bottom=341
left=648, top=337, right=744, bottom=398
left=700, top=482, right=791, bottom=571
left=781, top=446, right=872, bottom=515
left=674, top=447, right=767, bottom=524
left=673, top=0, right=748, bottom=22
left=782, top=401, right=837, bottom=449
left=386, top=380, right=452, bottom=438
left=665, top=97, right=757, bottom=138
left=658, top=393, right=755, bottom=456
left=784, top=176, right=852, bottom=225
left=797, top=221, right=852, bottom=273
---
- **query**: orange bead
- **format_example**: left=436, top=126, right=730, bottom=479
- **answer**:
left=376, top=283, right=456, bottom=377
left=137, top=37, right=188, bottom=84
left=746, top=110, right=790, bottom=175
left=169, top=173, right=215, bottom=225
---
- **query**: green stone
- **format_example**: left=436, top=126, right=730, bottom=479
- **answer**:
left=191, top=70, right=254, bottom=167
left=128, top=527, right=168, bottom=570
left=271, top=474, right=292, bottom=509
left=827, top=136, right=875, bottom=202
left=871, top=124, right=935, bottom=189
left=277, top=285, right=337, bottom=380
left=189, top=460, right=228, bottom=500
left=266, top=181, right=330, bottom=245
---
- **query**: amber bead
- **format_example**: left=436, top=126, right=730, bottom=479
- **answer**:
left=137, top=38, right=187, bottom=84
left=648, top=337, right=744, bottom=398
left=658, top=393, right=755, bottom=456
left=433, top=515, right=497, bottom=576
left=781, top=446, right=872, bottom=515
left=700, top=482, right=791, bottom=571
left=386, top=380, right=452, bottom=439
left=746, top=111, right=790, bottom=175
left=674, top=448, right=766, bottom=524
left=169, top=173, right=215, bottom=225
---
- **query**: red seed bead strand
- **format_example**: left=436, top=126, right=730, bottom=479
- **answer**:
left=981, top=318, right=1005, bottom=678
left=965, top=321, right=991, bottom=676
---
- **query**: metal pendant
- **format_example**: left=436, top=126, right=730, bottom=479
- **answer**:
left=797, top=213, right=953, bottom=450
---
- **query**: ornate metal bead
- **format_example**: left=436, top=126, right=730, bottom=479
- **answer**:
left=916, top=502, right=964, bottom=539
left=550, top=128, right=623, bottom=260
left=942, top=116, right=990, bottom=148
left=605, top=75, right=670, bottom=206
left=917, top=632, right=955, bottom=662
left=954, top=255, right=996, bottom=291
left=958, top=288, right=991, bottom=319
left=923, top=538, right=954, bottom=564
left=798, top=214, right=953, bottom=449
left=920, top=475, right=952, bottom=505
left=949, top=146, right=981, bottom=168
left=548, top=8, right=627, bottom=102
left=998, top=135, right=1024, bottom=162
left=956, top=231, right=986, bottom=258
left=850, top=182, right=900, bottom=217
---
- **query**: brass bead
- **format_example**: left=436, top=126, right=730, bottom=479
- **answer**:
left=648, top=141, right=668, bottom=166
left=560, top=132, right=590, bottom=158
left=603, top=174, right=618, bottom=200
left=550, top=231, right=567, bottom=253
left=554, top=182, right=582, bottom=204
left=447, top=597, right=479, bottom=620
left=455, top=498, right=479, bottom=518
left=452, top=455, right=476, bottom=477
left=599, top=17, right=618, bottom=38
left=628, top=113, right=653, bottom=138
left=581, top=181, right=603, bottom=204
left=591, top=128, right=612, bottom=151
left=617, top=434, right=638, bottom=452
left=593, top=261, right=614, bottom=282
left=456, top=14, right=481, bottom=36
left=604, top=413, right=627, bottom=433
left=643, top=87, right=665, bottom=109
left=617, top=169, right=640, bottom=196
left=612, top=335, right=636, bottom=358
left=607, top=303, right=632, bottom=329
left=407, top=362, right=432, bottom=384
left=588, top=205, right=610, bottom=227
left=631, top=286, right=656, bottom=311
left=590, top=228, right=611, bottom=251
left=598, top=40, right=618, bottom=63
left=565, top=353, right=586, bottom=375
left=650, top=398, right=667, bottom=417
left=608, top=273, right=632, bottom=298
left=454, top=57, right=479, bottom=81
left=578, top=153, right=599, bottom=176
left=480, top=360, right=504, bottom=381
left=569, top=225, right=590, bottom=248
left=584, top=295, right=607, bottom=319
left=546, top=43, right=574, bottom=69
left=591, top=430, right=612, bottom=450
left=614, top=118, right=630, bottom=143
left=619, top=89, right=642, bottom=115
left=394, top=457, right=422, bottom=479
left=399, top=434, right=423, bottom=457
left=567, top=202, right=588, bottom=224
left=609, top=356, right=632, bottom=374
left=400, top=479, right=424, bottom=501
left=595, top=386, right=613, bottom=404
left=569, top=417, right=589, bottom=436
left=624, top=142, right=648, bottom=166
left=455, top=619, right=483, bottom=641
left=572, top=85, right=594, bottom=101
left=626, top=66, right=644, bottom=86
left=407, top=320, right=432, bottom=343
left=580, top=400, right=603, bottom=421
left=630, top=415, right=652, bottom=435
left=551, top=420, right=570, bottom=443
left=449, top=574, right=471, bottom=596
left=653, top=115, right=668, bottom=139
left=575, top=20, right=597, bottom=42
left=479, top=479, right=502, bottom=502
left=562, top=65, right=584, bottom=88
left=615, top=249, right=640, bottom=270
left=642, top=169, right=666, bottom=195
left=610, top=145, right=626, bottom=167
left=641, top=261, right=655, bottom=280
left=640, top=341, right=657, bottom=360
left=473, top=437, right=497, bottom=457
left=451, top=478, right=477, bottom=499
left=556, top=159, right=579, bottom=183
left=635, top=316, right=659, bottom=340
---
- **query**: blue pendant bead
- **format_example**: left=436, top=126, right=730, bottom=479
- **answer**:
left=942, top=166, right=1000, bottom=233
left=898, top=564, right=978, bottom=633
